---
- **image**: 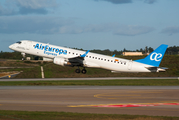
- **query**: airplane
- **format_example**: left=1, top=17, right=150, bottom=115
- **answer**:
left=9, top=40, right=168, bottom=74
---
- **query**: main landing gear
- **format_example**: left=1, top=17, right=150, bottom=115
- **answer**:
left=75, top=67, right=87, bottom=74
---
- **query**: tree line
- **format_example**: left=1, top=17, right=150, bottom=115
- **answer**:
left=0, top=46, right=178, bottom=60
left=90, top=46, right=179, bottom=55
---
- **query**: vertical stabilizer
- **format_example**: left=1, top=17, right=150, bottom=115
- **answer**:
left=135, top=44, right=168, bottom=67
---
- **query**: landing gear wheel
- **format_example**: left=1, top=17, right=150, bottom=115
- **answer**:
left=75, top=69, right=80, bottom=73
left=21, top=53, right=26, bottom=61
left=81, top=69, right=87, bottom=74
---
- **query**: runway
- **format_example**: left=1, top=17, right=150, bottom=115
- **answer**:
left=0, top=86, right=179, bottom=116
left=0, top=77, right=178, bottom=81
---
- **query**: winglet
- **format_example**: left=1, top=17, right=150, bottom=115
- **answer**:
left=112, top=54, right=115, bottom=57
left=80, top=50, right=90, bottom=57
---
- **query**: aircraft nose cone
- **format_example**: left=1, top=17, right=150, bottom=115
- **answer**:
left=9, top=44, right=14, bottom=49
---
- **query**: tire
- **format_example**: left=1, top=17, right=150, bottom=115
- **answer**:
left=75, top=69, right=80, bottom=73
left=81, top=69, right=87, bottom=74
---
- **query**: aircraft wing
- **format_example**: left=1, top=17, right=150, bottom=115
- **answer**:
left=65, top=50, right=90, bottom=66
left=67, top=57, right=84, bottom=65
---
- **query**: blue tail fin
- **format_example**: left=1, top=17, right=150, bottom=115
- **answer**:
left=135, top=44, right=168, bottom=67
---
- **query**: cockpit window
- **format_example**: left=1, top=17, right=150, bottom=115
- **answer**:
left=16, top=41, right=22, bottom=44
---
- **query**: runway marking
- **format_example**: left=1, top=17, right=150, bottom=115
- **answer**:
left=94, top=91, right=165, bottom=100
left=94, top=103, right=179, bottom=107
left=68, top=103, right=179, bottom=108
left=94, top=93, right=141, bottom=99
left=161, top=101, right=179, bottom=103
left=127, top=91, right=163, bottom=93
left=94, top=94, right=141, bottom=99
left=117, top=107, right=179, bottom=112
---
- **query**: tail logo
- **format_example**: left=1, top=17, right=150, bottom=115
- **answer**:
left=150, top=52, right=162, bottom=62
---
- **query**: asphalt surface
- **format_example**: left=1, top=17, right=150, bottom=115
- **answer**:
left=0, top=77, right=178, bottom=81
left=0, top=86, right=179, bottom=117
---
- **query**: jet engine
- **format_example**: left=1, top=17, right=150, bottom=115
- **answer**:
left=53, top=57, right=71, bottom=66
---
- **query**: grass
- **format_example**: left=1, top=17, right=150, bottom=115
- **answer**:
left=0, top=57, right=178, bottom=120
left=0, top=55, right=179, bottom=78
left=0, top=110, right=179, bottom=120
left=0, top=79, right=179, bottom=86
left=15, top=55, right=179, bottom=78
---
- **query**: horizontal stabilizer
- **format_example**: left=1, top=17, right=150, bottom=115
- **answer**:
left=145, top=67, right=168, bottom=72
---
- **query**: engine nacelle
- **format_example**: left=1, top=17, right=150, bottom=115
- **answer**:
left=53, top=57, right=71, bottom=66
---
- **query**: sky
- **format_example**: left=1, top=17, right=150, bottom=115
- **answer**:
left=0, top=0, right=179, bottom=52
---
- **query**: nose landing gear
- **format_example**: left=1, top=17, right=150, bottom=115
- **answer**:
left=21, top=53, right=26, bottom=61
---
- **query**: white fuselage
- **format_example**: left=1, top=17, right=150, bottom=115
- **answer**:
left=9, top=40, right=153, bottom=72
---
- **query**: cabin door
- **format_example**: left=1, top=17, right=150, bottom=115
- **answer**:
left=128, top=61, right=133, bottom=70
left=26, top=41, right=31, bottom=50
